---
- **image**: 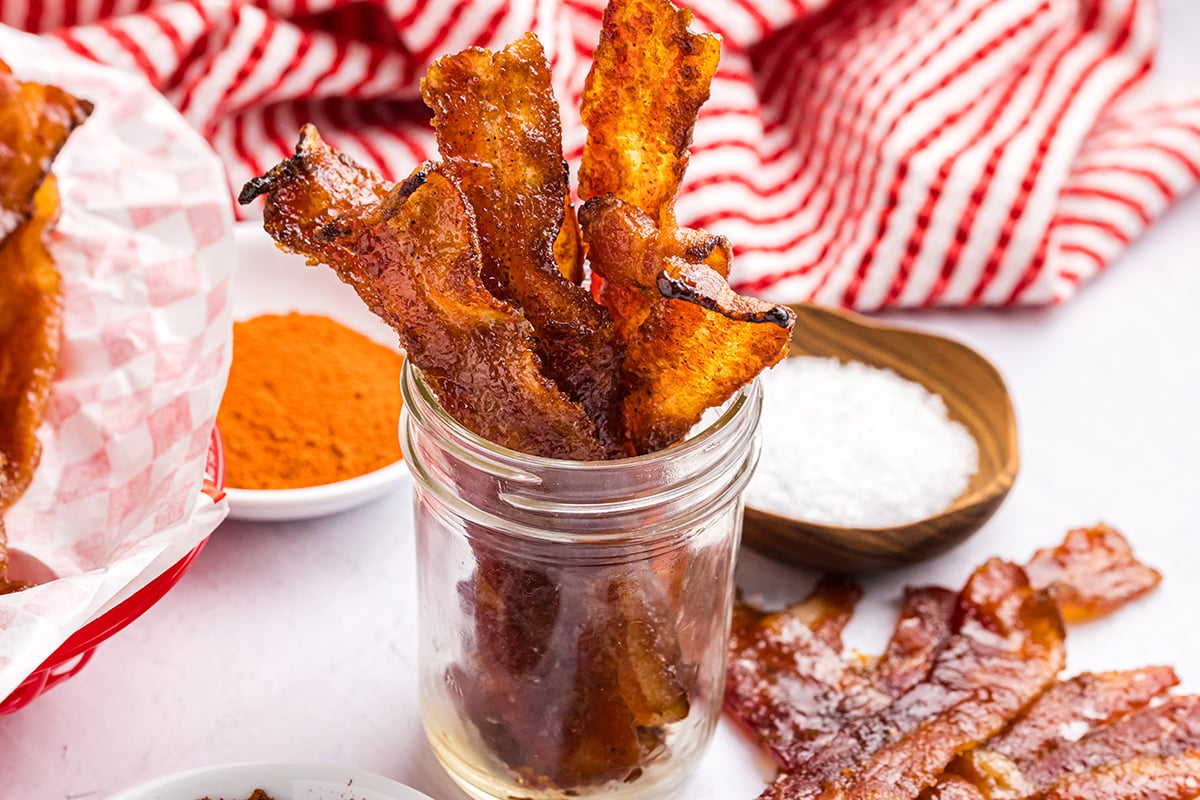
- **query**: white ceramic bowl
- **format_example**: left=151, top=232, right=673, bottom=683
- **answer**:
left=223, top=461, right=411, bottom=522
left=107, top=761, right=434, bottom=800
left=225, top=223, right=410, bottom=522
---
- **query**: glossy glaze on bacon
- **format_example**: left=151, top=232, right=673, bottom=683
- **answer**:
left=726, top=526, right=1195, bottom=800
left=1025, top=524, right=1162, bottom=623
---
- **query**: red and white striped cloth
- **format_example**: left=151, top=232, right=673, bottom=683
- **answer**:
left=6, top=0, right=1198, bottom=308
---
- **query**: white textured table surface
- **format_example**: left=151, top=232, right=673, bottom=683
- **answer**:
left=3, top=5, right=1199, bottom=797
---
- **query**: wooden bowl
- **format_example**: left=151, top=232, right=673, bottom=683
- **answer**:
left=742, top=303, right=1019, bottom=572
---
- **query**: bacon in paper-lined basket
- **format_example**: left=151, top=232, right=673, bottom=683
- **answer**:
left=0, top=58, right=92, bottom=593
left=6, top=0, right=1198, bottom=308
left=0, top=23, right=235, bottom=709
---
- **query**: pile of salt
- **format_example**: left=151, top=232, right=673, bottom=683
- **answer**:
left=746, top=357, right=979, bottom=528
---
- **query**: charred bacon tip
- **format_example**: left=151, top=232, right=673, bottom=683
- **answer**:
left=656, top=271, right=796, bottom=329
left=237, top=172, right=279, bottom=205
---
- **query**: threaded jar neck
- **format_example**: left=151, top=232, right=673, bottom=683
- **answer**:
left=399, top=361, right=763, bottom=551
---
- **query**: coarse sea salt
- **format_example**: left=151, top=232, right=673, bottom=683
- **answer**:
left=746, top=356, right=979, bottom=528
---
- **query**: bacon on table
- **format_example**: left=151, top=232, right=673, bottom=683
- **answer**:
left=1037, top=751, right=1200, bottom=800
left=727, top=526, right=1174, bottom=800
left=750, top=560, right=1065, bottom=800
left=774, top=576, right=863, bottom=651
left=808, top=561, right=1065, bottom=800
left=726, top=595, right=892, bottom=773
left=1025, top=524, right=1162, bottom=623
left=1020, top=694, right=1200, bottom=786
left=987, top=667, right=1180, bottom=765
left=919, top=775, right=987, bottom=800
left=872, top=586, right=957, bottom=698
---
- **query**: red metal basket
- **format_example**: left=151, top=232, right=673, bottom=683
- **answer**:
left=0, top=424, right=226, bottom=714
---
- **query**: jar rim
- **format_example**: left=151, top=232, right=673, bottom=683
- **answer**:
left=399, top=358, right=760, bottom=469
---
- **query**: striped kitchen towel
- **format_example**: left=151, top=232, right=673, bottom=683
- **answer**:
left=7, top=0, right=1197, bottom=308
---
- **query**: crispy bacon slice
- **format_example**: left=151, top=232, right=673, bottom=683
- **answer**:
left=579, top=194, right=732, bottom=342
left=240, top=132, right=605, bottom=459
left=456, top=561, right=690, bottom=789
left=332, top=173, right=605, bottom=460
left=816, top=561, right=1065, bottom=800
left=1024, top=524, right=1161, bottom=623
left=783, top=576, right=863, bottom=652
left=239, top=125, right=389, bottom=260
left=988, top=667, right=1180, bottom=765
left=238, top=125, right=393, bottom=318
left=608, top=573, right=691, bottom=727
left=920, top=775, right=988, bottom=800
left=0, top=175, right=62, bottom=509
left=578, top=0, right=721, bottom=225
left=944, top=748, right=1038, bottom=797
left=727, top=598, right=893, bottom=774
left=737, top=527, right=1170, bottom=800
left=576, top=0, right=791, bottom=456
left=555, top=198, right=585, bottom=284
left=1022, top=695, right=1200, bottom=787
left=622, top=257, right=793, bottom=454
left=421, top=35, right=623, bottom=454
left=753, top=560, right=1065, bottom=800
left=575, top=238, right=792, bottom=454
left=0, top=509, right=12, bottom=594
left=874, top=586, right=957, bottom=698
left=939, top=689, right=1200, bottom=797
left=0, top=59, right=93, bottom=240
left=1037, top=751, right=1200, bottom=800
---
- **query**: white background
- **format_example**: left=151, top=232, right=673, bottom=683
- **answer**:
left=2, top=2, right=1199, bottom=797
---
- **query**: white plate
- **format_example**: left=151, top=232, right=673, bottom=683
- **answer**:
left=225, top=223, right=410, bottom=522
left=107, top=762, right=433, bottom=800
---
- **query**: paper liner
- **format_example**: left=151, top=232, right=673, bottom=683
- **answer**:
left=0, top=25, right=234, bottom=702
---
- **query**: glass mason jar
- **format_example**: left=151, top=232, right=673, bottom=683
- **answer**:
left=399, top=362, right=762, bottom=800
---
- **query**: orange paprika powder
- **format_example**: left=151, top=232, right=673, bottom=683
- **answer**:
left=217, top=313, right=405, bottom=490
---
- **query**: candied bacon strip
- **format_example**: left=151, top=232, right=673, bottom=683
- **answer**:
left=602, top=572, right=691, bottom=729
left=238, top=125, right=393, bottom=317
left=579, top=194, right=731, bottom=343
left=1025, top=524, right=1161, bottom=623
left=421, top=35, right=623, bottom=454
left=727, top=599, right=893, bottom=774
left=1022, top=695, right=1200, bottom=787
left=0, top=509, right=12, bottom=594
left=813, top=561, right=1065, bottom=800
left=579, top=28, right=790, bottom=455
left=554, top=198, right=585, bottom=285
left=874, top=586, right=957, bottom=698
left=1037, top=751, right=1200, bottom=800
left=334, top=173, right=605, bottom=460
left=944, top=748, right=1040, bottom=797
left=783, top=576, right=863, bottom=652
left=622, top=257, right=793, bottom=454
left=239, top=125, right=390, bottom=258
left=0, top=59, right=93, bottom=239
left=988, top=667, right=1180, bottom=765
left=0, top=176, right=62, bottom=509
left=240, top=134, right=605, bottom=460
left=755, top=560, right=1066, bottom=800
left=457, top=562, right=687, bottom=789
left=578, top=0, right=721, bottom=225
left=920, top=775, right=988, bottom=800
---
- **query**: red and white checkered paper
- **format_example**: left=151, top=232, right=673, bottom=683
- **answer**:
left=0, top=26, right=234, bottom=702
left=3, top=0, right=1197, bottom=308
